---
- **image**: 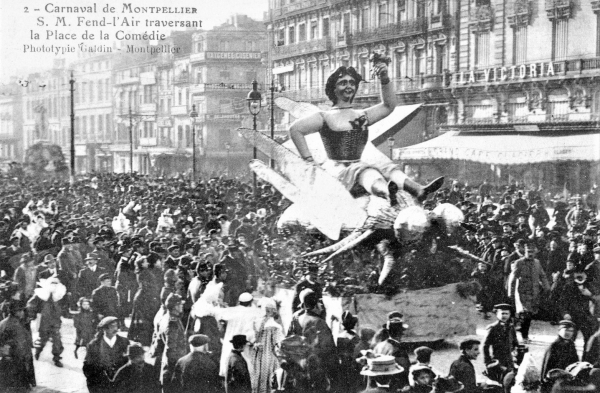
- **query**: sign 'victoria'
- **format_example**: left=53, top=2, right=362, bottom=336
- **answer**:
left=452, top=61, right=558, bottom=85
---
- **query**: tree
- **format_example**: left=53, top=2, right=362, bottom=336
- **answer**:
left=23, top=143, right=68, bottom=177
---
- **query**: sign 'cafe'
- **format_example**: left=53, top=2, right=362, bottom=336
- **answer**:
left=451, top=61, right=560, bottom=86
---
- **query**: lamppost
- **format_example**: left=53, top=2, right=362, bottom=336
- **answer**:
left=189, top=104, right=198, bottom=186
left=224, top=142, right=231, bottom=176
left=388, top=137, right=395, bottom=160
left=270, top=79, right=275, bottom=168
left=246, top=80, right=262, bottom=194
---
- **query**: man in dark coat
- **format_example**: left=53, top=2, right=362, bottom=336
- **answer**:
left=83, top=316, right=130, bottom=393
left=28, top=277, right=65, bottom=367
left=291, top=263, right=323, bottom=313
left=164, top=245, right=180, bottom=271
left=449, top=339, right=480, bottom=393
left=77, top=253, right=107, bottom=299
left=111, top=343, right=160, bottom=393
left=226, top=335, right=252, bottom=393
left=288, top=288, right=337, bottom=377
left=91, top=273, right=120, bottom=321
left=373, top=311, right=411, bottom=389
left=157, top=293, right=189, bottom=393
left=171, top=334, right=222, bottom=393
left=37, top=254, right=69, bottom=283
left=540, top=320, right=579, bottom=393
left=0, top=300, right=36, bottom=389
left=114, top=246, right=135, bottom=321
left=482, top=304, right=517, bottom=382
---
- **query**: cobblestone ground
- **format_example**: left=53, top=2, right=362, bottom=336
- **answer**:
left=29, top=315, right=585, bottom=393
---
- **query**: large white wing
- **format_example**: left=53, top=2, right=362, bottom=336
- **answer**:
left=239, top=128, right=367, bottom=240
left=274, top=97, right=321, bottom=120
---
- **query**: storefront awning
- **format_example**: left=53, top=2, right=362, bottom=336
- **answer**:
left=396, top=131, right=600, bottom=165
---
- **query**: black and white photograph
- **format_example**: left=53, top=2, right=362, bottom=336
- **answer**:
left=0, top=0, right=599, bottom=392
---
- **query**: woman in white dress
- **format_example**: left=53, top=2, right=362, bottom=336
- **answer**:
left=251, top=297, right=283, bottom=393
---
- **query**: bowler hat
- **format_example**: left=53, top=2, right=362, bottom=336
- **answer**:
left=189, top=334, right=209, bottom=347
left=125, top=343, right=145, bottom=357
left=230, top=335, right=248, bottom=346
left=434, top=376, right=464, bottom=392
left=411, top=365, right=436, bottom=379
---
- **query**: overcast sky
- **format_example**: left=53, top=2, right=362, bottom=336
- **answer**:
left=0, top=0, right=268, bottom=83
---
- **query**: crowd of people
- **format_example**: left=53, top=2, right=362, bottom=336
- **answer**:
left=0, top=172, right=597, bottom=393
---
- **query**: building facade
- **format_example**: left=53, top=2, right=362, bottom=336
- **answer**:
left=71, top=53, right=115, bottom=173
left=267, top=0, right=600, bottom=194
left=21, top=61, right=71, bottom=168
left=0, top=79, right=23, bottom=164
left=189, top=15, right=268, bottom=175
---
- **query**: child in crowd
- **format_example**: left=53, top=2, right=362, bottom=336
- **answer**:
left=73, top=297, right=96, bottom=359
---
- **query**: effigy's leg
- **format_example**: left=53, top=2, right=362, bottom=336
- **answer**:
left=358, top=168, right=389, bottom=200
left=388, top=168, right=444, bottom=203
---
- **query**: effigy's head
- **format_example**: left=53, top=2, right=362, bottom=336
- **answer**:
left=326, top=66, right=363, bottom=105
left=432, top=203, right=465, bottom=235
left=393, top=205, right=430, bottom=243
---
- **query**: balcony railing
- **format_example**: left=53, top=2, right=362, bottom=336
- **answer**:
left=173, top=74, right=189, bottom=84
left=507, top=0, right=531, bottom=26
left=139, top=103, right=157, bottom=113
left=171, top=105, right=189, bottom=116
left=545, top=0, right=570, bottom=10
left=429, top=12, right=452, bottom=30
left=269, top=0, right=327, bottom=19
left=545, top=0, right=571, bottom=19
left=448, top=111, right=595, bottom=126
left=115, top=76, right=140, bottom=85
left=189, top=83, right=261, bottom=94
left=592, top=0, right=600, bottom=12
left=470, top=5, right=494, bottom=23
left=352, top=18, right=427, bottom=45
left=335, top=32, right=352, bottom=47
left=139, top=137, right=158, bottom=147
left=272, top=38, right=331, bottom=60
left=277, top=76, right=439, bottom=103
left=116, top=106, right=139, bottom=116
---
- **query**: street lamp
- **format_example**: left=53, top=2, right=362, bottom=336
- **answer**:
left=270, top=79, right=275, bottom=168
left=189, top=104, right=198, bottom=186
left=247, top=80, right=262, bottom=193
left=388, top=137, right=395, bottom=159
left=224, top=142, right=231, bottom=176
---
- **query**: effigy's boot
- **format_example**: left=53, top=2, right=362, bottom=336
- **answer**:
left=402, top=177, right=445, bottom=202
left=370, top=180, right=400, bottom=207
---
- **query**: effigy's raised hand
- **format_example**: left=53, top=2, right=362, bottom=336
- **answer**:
left=369, top=53, right=391, bottom=80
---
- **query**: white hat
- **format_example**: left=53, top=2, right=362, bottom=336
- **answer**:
left=238, top=293, right=253, bottom=303
left=258, top=297, right=277, bottom=309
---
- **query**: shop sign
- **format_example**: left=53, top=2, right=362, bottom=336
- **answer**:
left=206, top=52, right=261, bottom=60
left=452, top=62, right=557, bottom=85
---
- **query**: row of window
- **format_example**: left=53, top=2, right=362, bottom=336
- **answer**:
left=194, top=38, right=259, bottom=53
left=275, top=0, right=437, bottom=45
left=74, top=113, right=112, bottom=141
left=24, top=97, right=71, bottom=120
left=73, top=79, right=112, bottom=105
